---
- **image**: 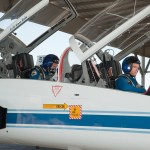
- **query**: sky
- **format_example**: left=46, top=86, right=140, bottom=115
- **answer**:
left=30, top=31, right=72, bottom=63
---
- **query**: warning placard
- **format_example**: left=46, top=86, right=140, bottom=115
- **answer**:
left=69, top=105, right=82, bottom=119
left=52, top=86, right=62, bottom=97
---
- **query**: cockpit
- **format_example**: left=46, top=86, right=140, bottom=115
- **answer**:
left=0, top=0, right=150, bottom=91
left=0, top=0, right=77, bottom=79
left=58, top=46, right=122, bottom=89
left=58, top=0, right=150, bottom=90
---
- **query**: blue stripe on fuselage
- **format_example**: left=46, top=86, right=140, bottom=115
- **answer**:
left=7, top=113, right=150, bottom=129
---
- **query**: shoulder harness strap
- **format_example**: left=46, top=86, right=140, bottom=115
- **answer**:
left=34, top=66, right=45, bottom=80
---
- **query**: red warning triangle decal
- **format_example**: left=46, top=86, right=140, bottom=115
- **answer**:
left=52, top=86, right=63, bottom=97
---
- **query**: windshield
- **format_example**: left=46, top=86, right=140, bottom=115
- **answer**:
left=0, top=0, right=76, bottom=46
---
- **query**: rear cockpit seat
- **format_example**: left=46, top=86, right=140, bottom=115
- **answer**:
left=12, top=53, right=34, bottom=78
left=86, top=60, right=100, bottom=83
left=65, top=60, right=101, bottom=84
left=65, top=64, right=83, bottom=83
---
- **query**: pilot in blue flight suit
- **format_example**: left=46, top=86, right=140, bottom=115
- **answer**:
left=30, top=54, right=59, bottom=80
left=115, top=56, right=146, bottom=93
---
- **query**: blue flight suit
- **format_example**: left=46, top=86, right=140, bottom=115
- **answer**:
left=115, top=74, right=146, bottom=93
left=30, top=66, right=51, bottom=80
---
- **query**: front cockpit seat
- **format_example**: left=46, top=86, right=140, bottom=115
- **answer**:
left=12, top=53, right=34, bottom=78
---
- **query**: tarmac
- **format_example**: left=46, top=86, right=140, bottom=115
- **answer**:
left=0, top=144, right=61, bottom=150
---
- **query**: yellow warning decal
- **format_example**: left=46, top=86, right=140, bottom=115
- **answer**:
left=43, top=103, right=68, bottom=110
left=69, top=105, right=82, bottom=119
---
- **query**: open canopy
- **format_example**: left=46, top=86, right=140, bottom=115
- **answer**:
left=0, top=0, right=149, bottom=58
left=74, top=0, right=150, bottom=59
left=0, top=0, right=77, bottom=55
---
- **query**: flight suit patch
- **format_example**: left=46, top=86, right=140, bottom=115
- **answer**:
left=31, top=70, right=37, bottom=76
